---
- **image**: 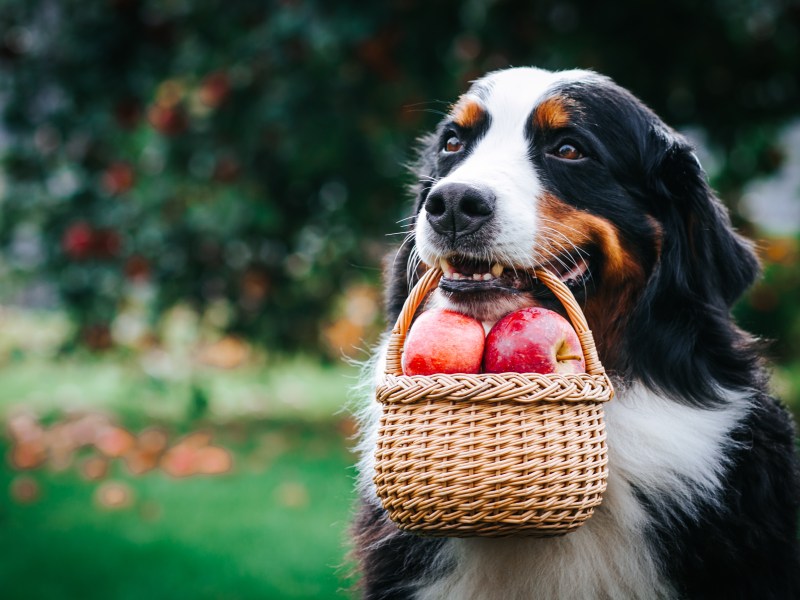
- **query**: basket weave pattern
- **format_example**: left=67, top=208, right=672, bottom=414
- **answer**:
left=373, top=268, right=614, bottom=537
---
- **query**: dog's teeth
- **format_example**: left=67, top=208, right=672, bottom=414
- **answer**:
left=491, top=263, right=503, bottom=277
left=451, top=272, right=463, bottom=280
left=440, top=258, right=454, bottom=278
left=482, top=273, right=494, bottom=281
left=472, top=273, right=483, bottom=281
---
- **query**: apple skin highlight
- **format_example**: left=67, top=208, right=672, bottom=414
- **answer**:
left=483, top=307, right=586, bottom=375
left=401, top=309, right=486, bottom=375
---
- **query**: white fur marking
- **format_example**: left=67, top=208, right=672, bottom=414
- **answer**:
left=415, top=68, right=598, bottom=324
left=354, top=336, right=390, bottom=507
left=416, top=68, right=595, bottom=273
left=407, top=384, right=748, bottom=600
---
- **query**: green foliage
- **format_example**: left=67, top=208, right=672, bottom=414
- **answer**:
left=0, top=0, right=799, bottom=352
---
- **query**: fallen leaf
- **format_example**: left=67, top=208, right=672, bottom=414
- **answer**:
left=275, top=481, right=309, bottom=509
left=10, top=475, right=41, bottom=504
left=80, top=456, right=110, bottom=481
left=195, top=446, right=233, bottom=475
left=95, top=426, right=136, bottom=458
left=9, top=442, right=47, bottom=470
left=95, top=481, right=134, bottom=510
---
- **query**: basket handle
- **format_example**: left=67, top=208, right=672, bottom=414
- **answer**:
left=384, top=268, right=611, bottom=386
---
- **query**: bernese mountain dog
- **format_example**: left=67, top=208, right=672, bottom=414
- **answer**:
left=353, top=67, right=800, bottom=599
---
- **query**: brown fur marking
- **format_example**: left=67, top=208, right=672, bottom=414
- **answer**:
left=538, top=193, right=648, bottom=368
left=532, top=97, right=572, bottom=130
left=451, top=97, right=485, bottom=129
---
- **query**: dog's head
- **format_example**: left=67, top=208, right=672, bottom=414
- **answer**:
left=391, top=67, right=761, bottom=403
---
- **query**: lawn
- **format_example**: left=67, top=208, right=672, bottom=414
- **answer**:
left=1, top=311, right=796, bottom=600
left=0, top=334, right=361, bottom=599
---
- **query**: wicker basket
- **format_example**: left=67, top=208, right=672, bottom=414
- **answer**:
left=373, top=267, right=614, bottom=537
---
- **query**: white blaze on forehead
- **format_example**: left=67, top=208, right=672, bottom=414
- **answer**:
left=416, top=67, right=595, bottom=270
left=475, top=67, right=588, bottom=122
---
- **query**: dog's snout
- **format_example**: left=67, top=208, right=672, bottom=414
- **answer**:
left=424, top=183, right=496, bottom=238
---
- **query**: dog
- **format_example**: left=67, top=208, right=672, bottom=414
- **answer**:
left=352, top=67, right=800, bottom=599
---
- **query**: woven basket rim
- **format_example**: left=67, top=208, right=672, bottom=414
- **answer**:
left=382, top=267, right=614, bottom=399
left=377, top=372, right=613, bottom=405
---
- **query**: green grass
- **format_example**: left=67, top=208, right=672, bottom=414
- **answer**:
left=0, top=340, right=361, bottom=599
left=0, top=422, right=357, bottom=599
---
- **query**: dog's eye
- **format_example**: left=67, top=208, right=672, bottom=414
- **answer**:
left=444, top=136, right=463, bottom=153
left=555, top=143, right=583, bottom=160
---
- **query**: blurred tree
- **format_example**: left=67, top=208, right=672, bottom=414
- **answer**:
left=0, top=0, right=798, bottom=354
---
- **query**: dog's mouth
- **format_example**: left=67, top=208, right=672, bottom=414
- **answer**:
left=437, top=252, right=591, bottom=296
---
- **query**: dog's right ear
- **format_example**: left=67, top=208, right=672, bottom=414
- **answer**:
left=627, top=128, right=761, bottom=405
left=384, top=132, right=441, bottom=324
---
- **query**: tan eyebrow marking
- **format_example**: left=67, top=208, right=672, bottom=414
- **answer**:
left=532, top=96, right=573, bottom=130
left=450, top=97, right=485, bottom=129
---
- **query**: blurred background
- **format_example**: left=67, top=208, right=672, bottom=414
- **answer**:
left=0, top=0, right=798, bottom=598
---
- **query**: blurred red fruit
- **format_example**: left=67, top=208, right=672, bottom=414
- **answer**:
left=147, top=104, right=187, bottom=135
left=101, top=161, right=135, bottom=195
left=124, top=255, right=150, bottom=281
left=91, top=229, right=121, bottom=258
left=198, top=71, right=231, bottom=108
left=62, top=222, right=93, bottom=259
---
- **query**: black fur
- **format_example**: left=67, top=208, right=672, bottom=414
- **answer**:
left=629, top=129, right=764, bottom=406
left=649, top=395, right=800, bottom=598
left=352, top=499, right=452, bottom=599
left=355, top=69, right=800, bottom=599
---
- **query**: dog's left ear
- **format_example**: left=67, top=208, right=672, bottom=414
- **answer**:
left=629, top=129, right=762, bottom=404
left=647, top=130, right=760, bottom=308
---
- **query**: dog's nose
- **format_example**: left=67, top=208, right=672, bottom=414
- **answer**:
left=424, top=183, right=496, bottom=239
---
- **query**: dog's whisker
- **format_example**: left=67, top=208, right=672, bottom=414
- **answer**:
left=406, top=247, right=423, bottom=290
left=539, top=217, right=592, bottom=243
left=392, top=231, right=417, bottom=278
left=540, top=228, right=590, bottom=259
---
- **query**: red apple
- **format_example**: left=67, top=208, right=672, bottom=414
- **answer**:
left=483, top=307, right=585, bottom=374
left=402, top=309, right=485, bottom=375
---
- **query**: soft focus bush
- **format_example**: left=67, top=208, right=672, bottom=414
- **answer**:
left=0, top=0, right=798, bottom=355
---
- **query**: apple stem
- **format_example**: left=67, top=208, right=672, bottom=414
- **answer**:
left=557, top=353, right=583, bottom=362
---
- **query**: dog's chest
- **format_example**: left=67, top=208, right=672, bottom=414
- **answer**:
left=409, top=386, right=747, bottom=600
left=412, top=475, right=671, bottom=600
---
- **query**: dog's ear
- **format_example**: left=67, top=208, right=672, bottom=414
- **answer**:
left=383, top=132, right=441, bottom=324
left=628, top=129, right=762, bottom=404
left=646, top=130, right=760, bottom=308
